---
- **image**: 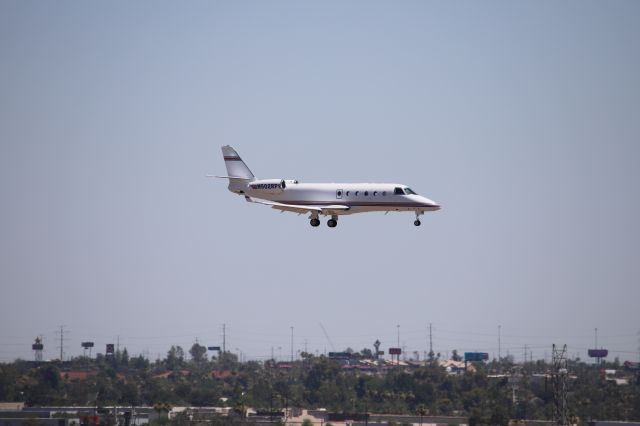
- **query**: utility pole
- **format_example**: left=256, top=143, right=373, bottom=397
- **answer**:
left=56, top=325, right=68, bottom=361
left=429, top=323, right=433, bottom=358
left=290, top=326, right=294, bottom=363
left=498, top=325, right=502, bottom=362
left=222, top=324, right=226, bottom=353
left=594, top=327, right=599, bottom=365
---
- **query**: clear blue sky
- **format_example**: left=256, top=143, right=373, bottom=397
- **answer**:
left=1, top=1, right=639, bottom=363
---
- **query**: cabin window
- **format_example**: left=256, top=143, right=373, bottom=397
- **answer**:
left=382, top=191, right=387, bottom=196
left=394, top=187, right=404, bottom=195
left=404, top=187, right=417, bottom=195
left=346, top=191, right=350, bottom=196
left=355, top=191, right=359, bottom=196
left=373, top=191, right=377, bottom=196
left=364, top=191, right=369, bottom=196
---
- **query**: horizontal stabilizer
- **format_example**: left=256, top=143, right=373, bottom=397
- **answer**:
left=207, top=175, right=254, bottom=180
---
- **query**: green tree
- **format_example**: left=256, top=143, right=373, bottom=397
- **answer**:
left=360, top=348, right=374, bottom=359
left=166, top=346, right=185, bottom=370
left=121, top=348, right=130, bottom=366
left=189, top=343, right=208, bottom=364
left=0, top=365, right=18, bottom=401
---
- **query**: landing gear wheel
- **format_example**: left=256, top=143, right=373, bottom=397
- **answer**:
left=310, top=218, right=320, bottom=227
left=414, top=219, right=421, bottom=226
left=327, top=219, right=338, bottom=228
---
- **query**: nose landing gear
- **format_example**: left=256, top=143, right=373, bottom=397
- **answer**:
left=414, top=219, right=421, bottom=226
left=414, top=211, right=424, bottom=227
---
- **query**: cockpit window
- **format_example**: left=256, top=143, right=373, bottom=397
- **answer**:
left=404, top=187, right=417, bottom=195
left=394, top=187, right=404, bottom=195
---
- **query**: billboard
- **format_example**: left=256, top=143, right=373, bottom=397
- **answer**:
left=106, top=344, right=115, bottom=354
left=328, top=352, right=351, bottom=359
left=389, top=347, right=401, bottom=355
left=588, top=349, right=608, bottom=358
left=464, top=352, right=489, bottom=362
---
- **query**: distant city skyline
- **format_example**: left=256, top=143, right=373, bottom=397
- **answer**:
left=7, top=323, right=639, bottom=364
left=1, top=2, right=639, bottom=363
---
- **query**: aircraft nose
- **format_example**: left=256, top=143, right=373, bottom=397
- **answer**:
left=422, top=197, right=440, bottom=209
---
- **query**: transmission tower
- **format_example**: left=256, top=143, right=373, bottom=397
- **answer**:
left=56, top=326, right=68, bottom=361
left=551, top=344, right=570, bottom=426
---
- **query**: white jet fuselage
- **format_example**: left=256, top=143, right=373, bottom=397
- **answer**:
left=245, top=181, right=440, bottom=215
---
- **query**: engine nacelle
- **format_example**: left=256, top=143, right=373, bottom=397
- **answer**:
left=248, top=179, right=287, bottom=194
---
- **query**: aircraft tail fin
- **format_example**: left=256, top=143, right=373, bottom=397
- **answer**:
left=221, top=146, right=255, bottom=193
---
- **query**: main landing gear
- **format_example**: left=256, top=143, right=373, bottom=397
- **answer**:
left=309, top=215, right=338, bottom=228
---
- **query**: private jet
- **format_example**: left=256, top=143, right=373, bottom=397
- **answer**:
left=216, top=146, right=440, bottom=227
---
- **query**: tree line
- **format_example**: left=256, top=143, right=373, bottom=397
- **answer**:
left=0, top=343, right=639, bottom=425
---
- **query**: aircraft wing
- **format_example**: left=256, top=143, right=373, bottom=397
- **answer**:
left=245, top=196, right=349, bottom=215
